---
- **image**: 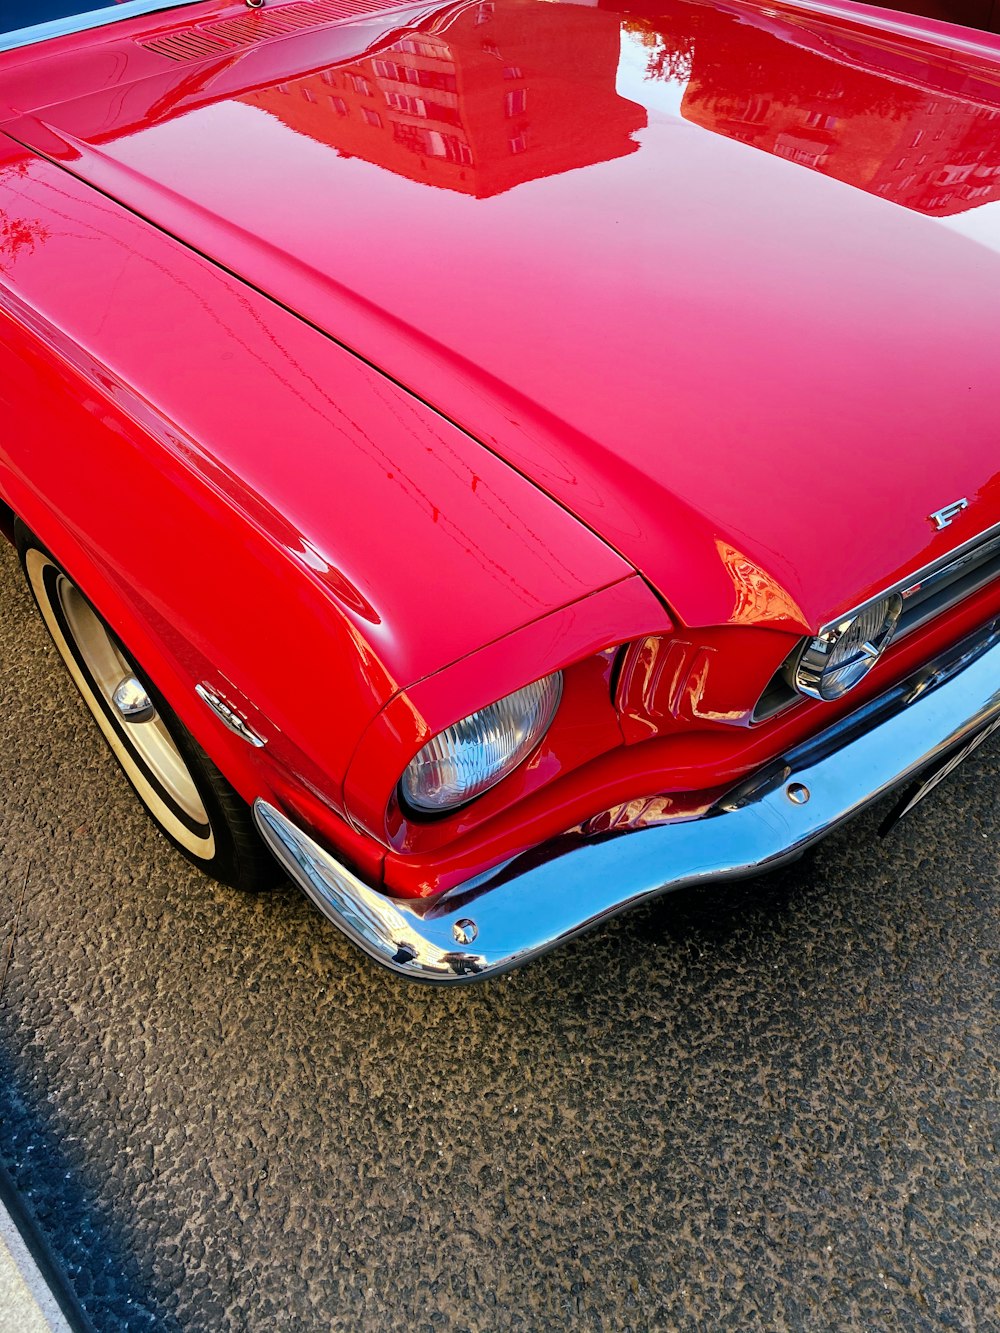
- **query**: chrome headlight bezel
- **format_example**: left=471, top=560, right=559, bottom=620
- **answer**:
left=793, top=594, right=903, bottom=702
left=400, top=671, right=564, bottom=815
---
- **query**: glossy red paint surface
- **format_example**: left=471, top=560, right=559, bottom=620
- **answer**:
left=1, top=0, right=1000, bottom=898
left=7, top=0, right=1000, bottom=632
left=344, top=576, right=670, bottom=850
left=0, top=136, right=640, bottom=855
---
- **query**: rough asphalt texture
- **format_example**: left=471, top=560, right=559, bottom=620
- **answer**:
left=0, top=538, right=998, bottom=1332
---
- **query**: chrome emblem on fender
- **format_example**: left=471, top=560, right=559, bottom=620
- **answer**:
left=929, top=498, right=969, bottom=531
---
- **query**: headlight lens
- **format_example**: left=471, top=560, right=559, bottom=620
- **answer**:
left=400, top=672, right=563, bottom=814
left=793, top=594, right=902, bottom=701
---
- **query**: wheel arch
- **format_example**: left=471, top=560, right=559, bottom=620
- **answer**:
left=5, top=481, right=272, bottom=807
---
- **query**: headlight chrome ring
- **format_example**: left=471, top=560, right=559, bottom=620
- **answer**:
left=793, top=594, right=903, bottom=701
left=400, top=672, right=563, bottom=815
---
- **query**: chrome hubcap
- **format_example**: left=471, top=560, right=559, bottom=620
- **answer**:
left=112, top=675, right=155, bottom=724
left=54, top=575, right=209, bottom=831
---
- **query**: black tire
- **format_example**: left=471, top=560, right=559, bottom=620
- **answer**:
left=17, top=524, right=278, bottom=891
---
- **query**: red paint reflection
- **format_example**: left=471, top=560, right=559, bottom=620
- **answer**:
left=621, top=1, right=1000, bottom=216
left=239, top=2, right=646, bottom=196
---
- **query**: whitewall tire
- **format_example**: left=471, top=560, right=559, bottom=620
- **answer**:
left=17, top=526, right=277, bottom=891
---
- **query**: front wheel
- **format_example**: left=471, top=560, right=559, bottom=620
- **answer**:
left=17, top=526, right=278, bottom=891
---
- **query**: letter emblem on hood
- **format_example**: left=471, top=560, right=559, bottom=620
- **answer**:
left=929, top=499, right=969, bottom=531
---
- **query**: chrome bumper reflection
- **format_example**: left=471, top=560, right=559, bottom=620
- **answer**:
left=254, top=619, right=1000, bottom=984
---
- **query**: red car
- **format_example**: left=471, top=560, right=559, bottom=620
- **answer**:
left=1, top=0, right=999, bottom=981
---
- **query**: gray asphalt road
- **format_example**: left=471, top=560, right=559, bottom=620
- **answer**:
left=1, top=538, right=998, bottom=1332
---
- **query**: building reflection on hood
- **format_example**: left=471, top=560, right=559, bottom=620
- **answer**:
left=239, top=1, right=646, bottom=197
left=131, top=0, right=1000, bottom=216
left=618, top=0, right=1000, bottom=217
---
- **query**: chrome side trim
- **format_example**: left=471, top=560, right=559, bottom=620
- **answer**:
left=195, top=683, right=266, bottom=747
left=0, top=1, right=205, bottom=53
left=255, top=618, right=1000, bottom=984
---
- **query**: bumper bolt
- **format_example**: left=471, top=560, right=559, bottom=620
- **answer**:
left=452, top=918, right=479, bottom=945
left=786, top=782, right=810, bottom=805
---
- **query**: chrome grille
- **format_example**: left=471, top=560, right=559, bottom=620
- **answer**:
left=753, top=521, right=1000, bottom=723
left=896, top=527, right=1000, bottom=635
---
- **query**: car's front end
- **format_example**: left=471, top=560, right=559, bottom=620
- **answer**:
left=3, top=0, right=1000, bottom=979
left=254, top=510, right=1000, bottom=979
left=258, top=607, right=1000, bottom=978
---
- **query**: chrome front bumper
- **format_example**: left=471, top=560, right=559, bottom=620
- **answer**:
left=254, top=619, right=1000, bottom=984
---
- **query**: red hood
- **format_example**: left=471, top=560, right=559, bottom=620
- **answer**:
left=5, top=0, right=1000, bottom=632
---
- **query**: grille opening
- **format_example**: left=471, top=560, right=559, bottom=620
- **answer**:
left=143, top=31, right=234, bottom=59
left=751, top=526, right=1000, bottom=723
left=752, top=653, right=801, bottom=723
left=140, top=0, right=405, bottom=62
left=896, top=529, right=1000, bottom=635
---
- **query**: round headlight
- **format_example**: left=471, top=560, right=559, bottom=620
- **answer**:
left=793, top=594, right=902, bottom=701
left=400, top=672, right=563, bottom=814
